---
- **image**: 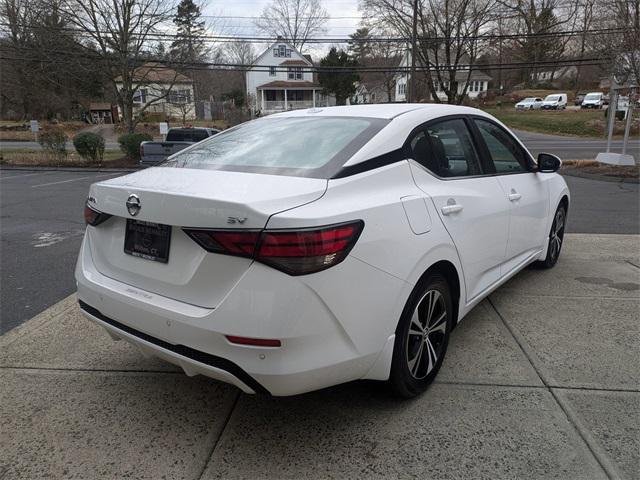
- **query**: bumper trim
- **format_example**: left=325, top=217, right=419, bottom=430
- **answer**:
left=78, top=300, right=270, bottom=395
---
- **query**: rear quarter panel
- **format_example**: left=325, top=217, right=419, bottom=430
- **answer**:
left=265, top=161, right=466, bottom=357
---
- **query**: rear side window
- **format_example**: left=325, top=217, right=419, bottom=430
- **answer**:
left=163, top=116, right=387, bottom=178
left=410, top=119, right=480, bottom=178
left=166, top=129, right=210, bottom=142
left=474, top=119, right=529, bottom=173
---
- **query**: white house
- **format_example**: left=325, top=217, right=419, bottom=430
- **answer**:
left=350, top=81, right=395, bottom=104
left=395, top=50, right=491, bottom=102
left=246, top=40, right=334, bottom=115
left=114, top=63, right=196, bottom=121
left=531, top=66, right=578, bottom=85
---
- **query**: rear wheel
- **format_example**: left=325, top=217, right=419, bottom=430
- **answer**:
left=389, top=274, right=453, bottom=398
left=536, top=204, right=566, bottom=269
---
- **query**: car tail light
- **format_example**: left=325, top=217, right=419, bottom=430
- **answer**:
left=256, top=222, right=364, bottom=275
left=84, top=202, right=111, bottom=226
left=139, top=144, right=144, bottom=159
left=183, top=220, right=364, bottom=275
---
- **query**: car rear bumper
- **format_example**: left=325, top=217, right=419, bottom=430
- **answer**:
left=75, top=233, right=403, bottom=395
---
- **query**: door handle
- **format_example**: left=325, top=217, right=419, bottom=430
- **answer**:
left=508, top=190, right=522, bottom=202
left=441, top=204, right=464, bottom=215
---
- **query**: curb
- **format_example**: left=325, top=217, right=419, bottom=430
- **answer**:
left=560, top=168, right=639, bottom=184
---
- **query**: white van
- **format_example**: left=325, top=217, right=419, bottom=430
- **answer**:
left=581, top=92, right=604, bottom=109
left=541, top=93, right=568, bottom=110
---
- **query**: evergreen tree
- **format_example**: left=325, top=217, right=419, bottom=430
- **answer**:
left=318, top=48, right=359, bottom=105
left=348, top=27, right=373, bottom=62
left=170, top=0, right=208, bottom=63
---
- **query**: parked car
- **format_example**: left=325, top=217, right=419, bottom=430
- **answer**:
left=574, top=93, right=587, bottom=106
left=581, top=92, right=604, bottom=109
left=541, top=93, right=568, bottom=110
left=77, top=104, right=569, bottom=398
left=139, top=127, right=219, bottom=166
left=515, top=97, right=543, bottom=110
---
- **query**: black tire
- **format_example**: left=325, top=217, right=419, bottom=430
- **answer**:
left=389, top=274, right=453, bottom=398
left=536, top=203, right=567, bottom=269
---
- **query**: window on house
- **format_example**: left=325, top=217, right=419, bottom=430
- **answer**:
left=133, top=88, right=148, bottom=104
left=479, top=81, right=485, bottom=92
left=279, top=45, right=286, bottom=57
left=168, top=89, right=191, bottom=104
left=269, top=66, right=276, bottom=76
left=288, top=67, right=302, bottom=80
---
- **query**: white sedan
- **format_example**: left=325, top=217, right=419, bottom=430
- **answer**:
left=515, top=97, right=543, bottom=110
left=76, top=104, right=569, bottom=397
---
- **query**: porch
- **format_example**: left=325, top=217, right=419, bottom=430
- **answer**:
left=257, top=82, right=328, bottom=114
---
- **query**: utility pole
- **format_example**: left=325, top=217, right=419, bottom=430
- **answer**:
left=409, top=0, right=418, bottom=103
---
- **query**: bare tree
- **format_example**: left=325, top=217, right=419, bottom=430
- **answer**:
left=59, top=0, right=180, bottom=132
left=225, top=41, right=256, bottom=104
left=363, top=0, right=498, bottom=104
left=254, top=0, right=329, bottom=51
left=497, top=0, right=580, bottom=87
left=599, top=0, right=640, bottom=85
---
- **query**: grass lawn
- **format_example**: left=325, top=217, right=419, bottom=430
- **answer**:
left=483, top=107, right=639, bottom=138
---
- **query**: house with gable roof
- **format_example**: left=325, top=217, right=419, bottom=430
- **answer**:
left=246, top=39, right=334, bottom=115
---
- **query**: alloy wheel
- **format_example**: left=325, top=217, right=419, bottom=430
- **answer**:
left=406, top=289, right=448, bottom=380
left=549, top=208, right=565, bottom=261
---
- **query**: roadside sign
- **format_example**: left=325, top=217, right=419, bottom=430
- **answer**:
left=159, top=122, right=169, bottom=135
left=30, top=120, right=39, bottom=133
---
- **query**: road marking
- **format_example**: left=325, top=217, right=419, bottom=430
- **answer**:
left=0, top=172, right=50, bottom=180
left=31, top=172, right=122, bottom=188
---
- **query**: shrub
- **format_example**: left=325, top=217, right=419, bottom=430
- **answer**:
left=73, top=132, right=105, bottom=164
left=118, top=132, right=152, bottom=160
left=38, top=127, right=68, bottom=160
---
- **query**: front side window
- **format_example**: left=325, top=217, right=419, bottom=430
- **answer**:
left=163, top=116, right=388, bottom=178
left=409, top=119, right=481, bottom=178
left=474, top=119, right=528, bottom=174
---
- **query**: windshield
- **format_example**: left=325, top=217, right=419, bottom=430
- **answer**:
left=584, top=94, right=601, bottom=100
left=162, top=116, right=388, bottom=178
left=522, top=98, right=537, bottom=103
left=545, top=95, right=561, bottom=102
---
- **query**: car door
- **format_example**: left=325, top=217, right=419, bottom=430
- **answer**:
left=407, top=117, right=509, bottom=302
left=472, top=118, right=549, bottom=274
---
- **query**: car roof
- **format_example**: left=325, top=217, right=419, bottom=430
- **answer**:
left=271, top=103, right=480, bottom=120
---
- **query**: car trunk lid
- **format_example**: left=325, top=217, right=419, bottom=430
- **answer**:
left=86, top=167, right=327, bottom=308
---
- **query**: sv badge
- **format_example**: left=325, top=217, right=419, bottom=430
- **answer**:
left=227, top=216, right=248, bottom=225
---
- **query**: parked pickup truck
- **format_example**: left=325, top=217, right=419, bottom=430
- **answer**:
left=139, top=127, right=219, bottom=166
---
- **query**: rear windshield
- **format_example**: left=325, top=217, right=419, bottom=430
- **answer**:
left=166, top=129, right=212, bottom=142
left=162, top=116, right=388, bottom=178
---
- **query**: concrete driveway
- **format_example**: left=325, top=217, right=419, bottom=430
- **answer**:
left=1, top=234, right=638, bottom=479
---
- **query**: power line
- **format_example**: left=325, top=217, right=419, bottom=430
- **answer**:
left=0, top=51, right=607, bottom=73
left=0, top=22, right=629, bottom=44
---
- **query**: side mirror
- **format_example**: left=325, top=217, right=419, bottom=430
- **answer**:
left=537, top=153, right=562, bottom=173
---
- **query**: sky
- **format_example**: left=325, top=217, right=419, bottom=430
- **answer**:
left=202, top=0, right=364, bottom=59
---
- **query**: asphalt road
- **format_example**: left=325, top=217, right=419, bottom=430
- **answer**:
left=513, top=130, right=639, bottom=161
left=1, top=168, right=638, bottom=335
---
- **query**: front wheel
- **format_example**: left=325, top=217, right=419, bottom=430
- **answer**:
left=389, top=274, right=453, bottom=398
left=536, top=204, right=566, bottom=269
